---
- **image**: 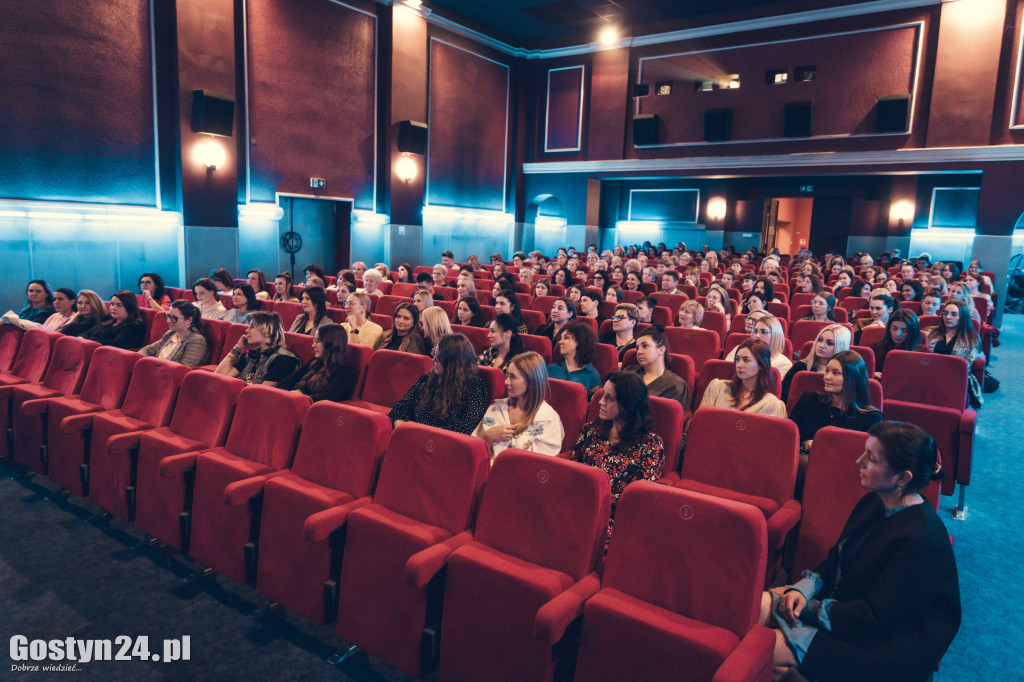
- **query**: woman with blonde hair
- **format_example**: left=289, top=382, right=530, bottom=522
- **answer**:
left=60, top=290, right=106, bottom=337
left=420, top=306, right=453, bottom=353
left=216, top=311, right=299, bottom=387
left=474, top=351, right=564, bottom=462
left=456, top=275, right=478, bottom=301
left=781, top=324, right=852, bottom=400
left=725, top=313, right=792, bottom=374
left=677, top=300, right=704, bottom=329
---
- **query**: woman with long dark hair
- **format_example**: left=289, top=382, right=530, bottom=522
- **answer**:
left=547, top=319, right=601, bottom=393
left=389, top=333, right=488, bottom=434
left=274, top=273, right=300, bottom=303
left=474, top=351, right=564, bottom=462
left=277, top=324, right=356, bottom=402
left=871, top=309, right=922, bottom=377
left=925, top=300, right=982, bottom=406
left=289, top=286, right=331, bottom=335
left=192, top=278, right=228, bottom=320
left=138, top=300, right=209, bottom=367
left=209, top=268, right=235, bottom=293
left=761, top=421, right=960, bottom=681
left=571, top=371, right=665, bottom=528
left=700, top=338, right=786, bottom=417
left=82, top=290, right=147, bottom=349
left=373, top=301, right=427, bottom=355
left=224, top=284, right=262, bottom=324
left=790, top=350, right=882, bottom=453
left=534, top=297, right=575, bottom=344
left=137, top=273, right=171, bottom=311
left=801, top=293, right=838, bottom=323
left=247, top=270, right=271, bottom=301
left=478, top=313, right=524, bottom=371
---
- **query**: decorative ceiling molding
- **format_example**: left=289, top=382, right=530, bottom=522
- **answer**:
left=379, top=0, right=950, bottom=60
left=522, top=145, right=1024, bottom=174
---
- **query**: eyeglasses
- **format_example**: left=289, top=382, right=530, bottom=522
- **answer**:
left=165, top=314, right=183, bottom=322
left=611, top=314, right=636, bottom=322
left=750, top=328, right=771, bottom=336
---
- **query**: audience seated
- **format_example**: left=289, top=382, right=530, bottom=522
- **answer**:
left=760, top=421, right=959, bottom=681
left=455, top=296, right=484, bottom=327
left=782, top=324, right=851, bottom=400
left=420, top=306, right=452, bottom=353
left=2, top=286, right=74, bottom=331
left=81, top=290, right=147, bottom=349
left=373, top=301, right=426, bottom=354
left=289, top=286, right=331, bottom=335
left=533, top=296, right=575, bottom=344
left=59, top=290, right=105, bottom=337
left=136, top=272, right=171, bottom=311
left=389, top=333, right=487, bottom=434
left=473, top=351, right=563, bottom=462
left=215, top=311, right=298, bottom=387
left=626, top=326, right=690, bottom=409
left=224, top=284, right=261, bottom=324
left=477, top=312, right=523, bottom=371
left=276, top=324, right=356, bottom=402
left=3, top=280, right=56, bottom=326
left=925, top=300, right=983, bottom=407
left=273, top=272, right=300, bottom=303
left=598, top=302, right=640, bottom=365
left=676, top=299, right=703, bottom=329
left=340, top=291, right=382, bottom=348
left=701, top=338, right=787, bottom=417
left=192, top=278, right=228, bottom=320
left=871, top=308, right=923, bottom=378
left=725, top=313, right=793, bottom=375
left=138, top=301, right=209, bottom=367
left=547, top=319, right=601, bottom=393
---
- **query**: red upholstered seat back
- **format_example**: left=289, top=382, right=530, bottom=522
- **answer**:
left=881, top=350, right=968, bottom=410
left=697, top=311, right=727, bottom=344
left=42, top=336, right=99, bottom=396
left=882, top=399, right=959, bottom=500
left=372, top=423, right=489, bottom=536
left=621, top=350, right=696, bottom=405
left=474, top=450, right=611, bottom=581
left=531, top=295, right=557, bottom=317
left=785, top=371, right=883, bottom=415
left=520, top=334, right=552, bottom=364
left=167, top=370, right=244, bottom=444
left=147, top=310, right=169, bottom=345
left=790, top=320, right=853, bottom=352
left=284, top=333, right=315, bottom=365
left=346, top=343, right=373, bottom=398
left=663, top=327, right=720, bottom=367
left=451, top=324, right=490, bottom=355
left=222, top=385, right=310, bottom=468
left=682, top=407, right=799, bottom=507
left=9, top=328, right=57, bottom=382
left=119, top=358, right=189, bottom=424
left=478, top=366, right=506, bottom=402
left=592, top=344, right=618, bottom=382
left=791, top=427, right=873, bottom=576
left=291, top=402, right=391, bottom=495
left=275, top=302, right=303, bottom=331
left=358, top=350, right=431, bottom=407
left=203, top=319, right=232, bottom=362
left=604, top=482, right=767, bottom=638
left=0, top=327, right=23, bottom=371
left=858, top=325, right=886, bottom=348
left=374, top=295, right=407, bottom=319
left=650, top=292, right=687, bottom=319
left=77, top=346, right=140, bottom=410
left=547, top=378, right=587, bottom=452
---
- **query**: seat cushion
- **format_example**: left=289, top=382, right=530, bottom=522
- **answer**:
left=575, top=587, right=739, bottom=682
left=133, top=428, right=210, bottom=549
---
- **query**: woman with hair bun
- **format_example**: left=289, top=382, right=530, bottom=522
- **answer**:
left=761, top=421, right=960, bottom=682
left=473, top=351, right=564, bottom=462
left=138, top=300, right=209, bottom=367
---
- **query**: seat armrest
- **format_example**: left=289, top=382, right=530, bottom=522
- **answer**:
left=534, top=572, right=602, bottom=645
left=766, top=500, right=802, bottom=549
left=20, top=397, right=53, bottom=417
left=106, top=432, right=144, bottom=458
left=712, top=624, right=774, bottom=682
left=556, top=451, right=572, bottom=460
left=158, top=452, right=202, bottom=478
left=657, top=472, right=681, bottom=485
left=957, top=410, right=977, bottom=486
left=404, top=531, right=473, bottom=588
left=303, top=496, right=370, bottom=542
left=223, top=469, right=288, bottom=507
left=60, top=412, right=99, bottom=435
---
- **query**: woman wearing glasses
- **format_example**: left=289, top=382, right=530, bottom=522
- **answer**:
left=599, top=302, right=641, bottom=365
left=800, top=294, right=838, bottom=323
left=138, top=301, right=210, bottom=367
left=340, top=292, right=383, bottom=348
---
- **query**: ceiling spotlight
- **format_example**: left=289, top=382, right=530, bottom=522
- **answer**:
left=598, top=25, right=619, bottom=47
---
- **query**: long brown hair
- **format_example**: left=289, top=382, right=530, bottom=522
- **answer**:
left=506, top=352, right=548, bottom=437
left=419, top=334, right=479, bottom=421
left=727, top=339, right=773, bottom=410
left=293, top=324, right=348, bottom=395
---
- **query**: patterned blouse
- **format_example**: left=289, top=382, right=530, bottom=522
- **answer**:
left=389, top=373, right=489, bottom=435
left=570, top=421, right=665, bottom=508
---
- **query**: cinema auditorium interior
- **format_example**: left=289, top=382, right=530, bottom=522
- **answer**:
left=2, top=0, right=1022, bottom=679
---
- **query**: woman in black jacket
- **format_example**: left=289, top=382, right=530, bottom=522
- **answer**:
left=277, top=324, right=356, bottom=402
left=82, top=290, right=147, bottom=349
left=761, top=421, right=960, bottom=681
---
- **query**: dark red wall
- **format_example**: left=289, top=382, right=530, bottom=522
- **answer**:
left=427, top=39, right=510, bottom=211
left=246, top=0, right=377, bottom=208
left=0, top=0, right=156, bottom=205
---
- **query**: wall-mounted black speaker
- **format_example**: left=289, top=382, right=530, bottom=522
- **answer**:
left=784, top=101, right=813, bottom=137
left=704, top=108, right=733, bottom=142
left=633, top=83, right=651, bottom=97
left=397, top=120, right=428, bottom=154
left=191, top=90, right=235, bottom=137
left=876, top=95, right=910, bottom=133
left=632, top=114, right=659, bottom=146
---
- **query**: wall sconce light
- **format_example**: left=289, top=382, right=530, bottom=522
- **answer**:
left=598, top=25, right=619, bottom=47
left=395, top=154, right=418, bottom=183
left=890, top=200, right=915, bottom=225
left=707, top=197, right=727, bottom=221
left=195, top=139, right=226, bottom=170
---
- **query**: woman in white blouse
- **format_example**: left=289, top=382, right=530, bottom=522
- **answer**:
left=474, top=351, right=564, bottom=463
left=192, top=278, right=228, bottom=320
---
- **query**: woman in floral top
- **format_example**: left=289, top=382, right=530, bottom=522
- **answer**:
left=571, top=371, right=664, bottom=536
left=474, top=351, right=564, bottom=463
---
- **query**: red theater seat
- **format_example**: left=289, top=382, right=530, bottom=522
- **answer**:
left=697, top=310, right=728, bottom=344
left=574, top=483, right=772, bottom=682
left=133, top=371, right=245, bottom=549
left=438, top=451, right=611, bottom=681
left=881, top=350, right=968, bottom=410
left=10, top=335, right=99, bottom=472
left=621, top=350, right=696, bottom=410
left=84, top=358, right=190, bottom=520
left=344, top=350, right=432, bottom=415
left=187, top=386, right=311, bottom=584
left=256, top=403, right=391, bottom=624
left=693, top=361, right=782, bottom=410
left=790, top=320, right=853, bottom=351
left=451, top=324, right=490, bottom=355
left=785, top=371, right=883, bottom=416
left=40, top=346, right=140, bottom=495
left=662, top=327, right=720, bottom=368
left=335, top=423, right=489, bottom=678
left=0, top=326, right=24, bottom=371
left=547, top=378, right=588, bottom=452
left=586, top=391, right=686, bottom=479
left=674, top=407, right=800, bottom=563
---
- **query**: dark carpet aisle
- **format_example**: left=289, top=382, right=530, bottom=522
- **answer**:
left=2, top=319, right=1022, bottom=680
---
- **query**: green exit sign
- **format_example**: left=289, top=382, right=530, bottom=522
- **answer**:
left=799, top=185, right=813, bottom=193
